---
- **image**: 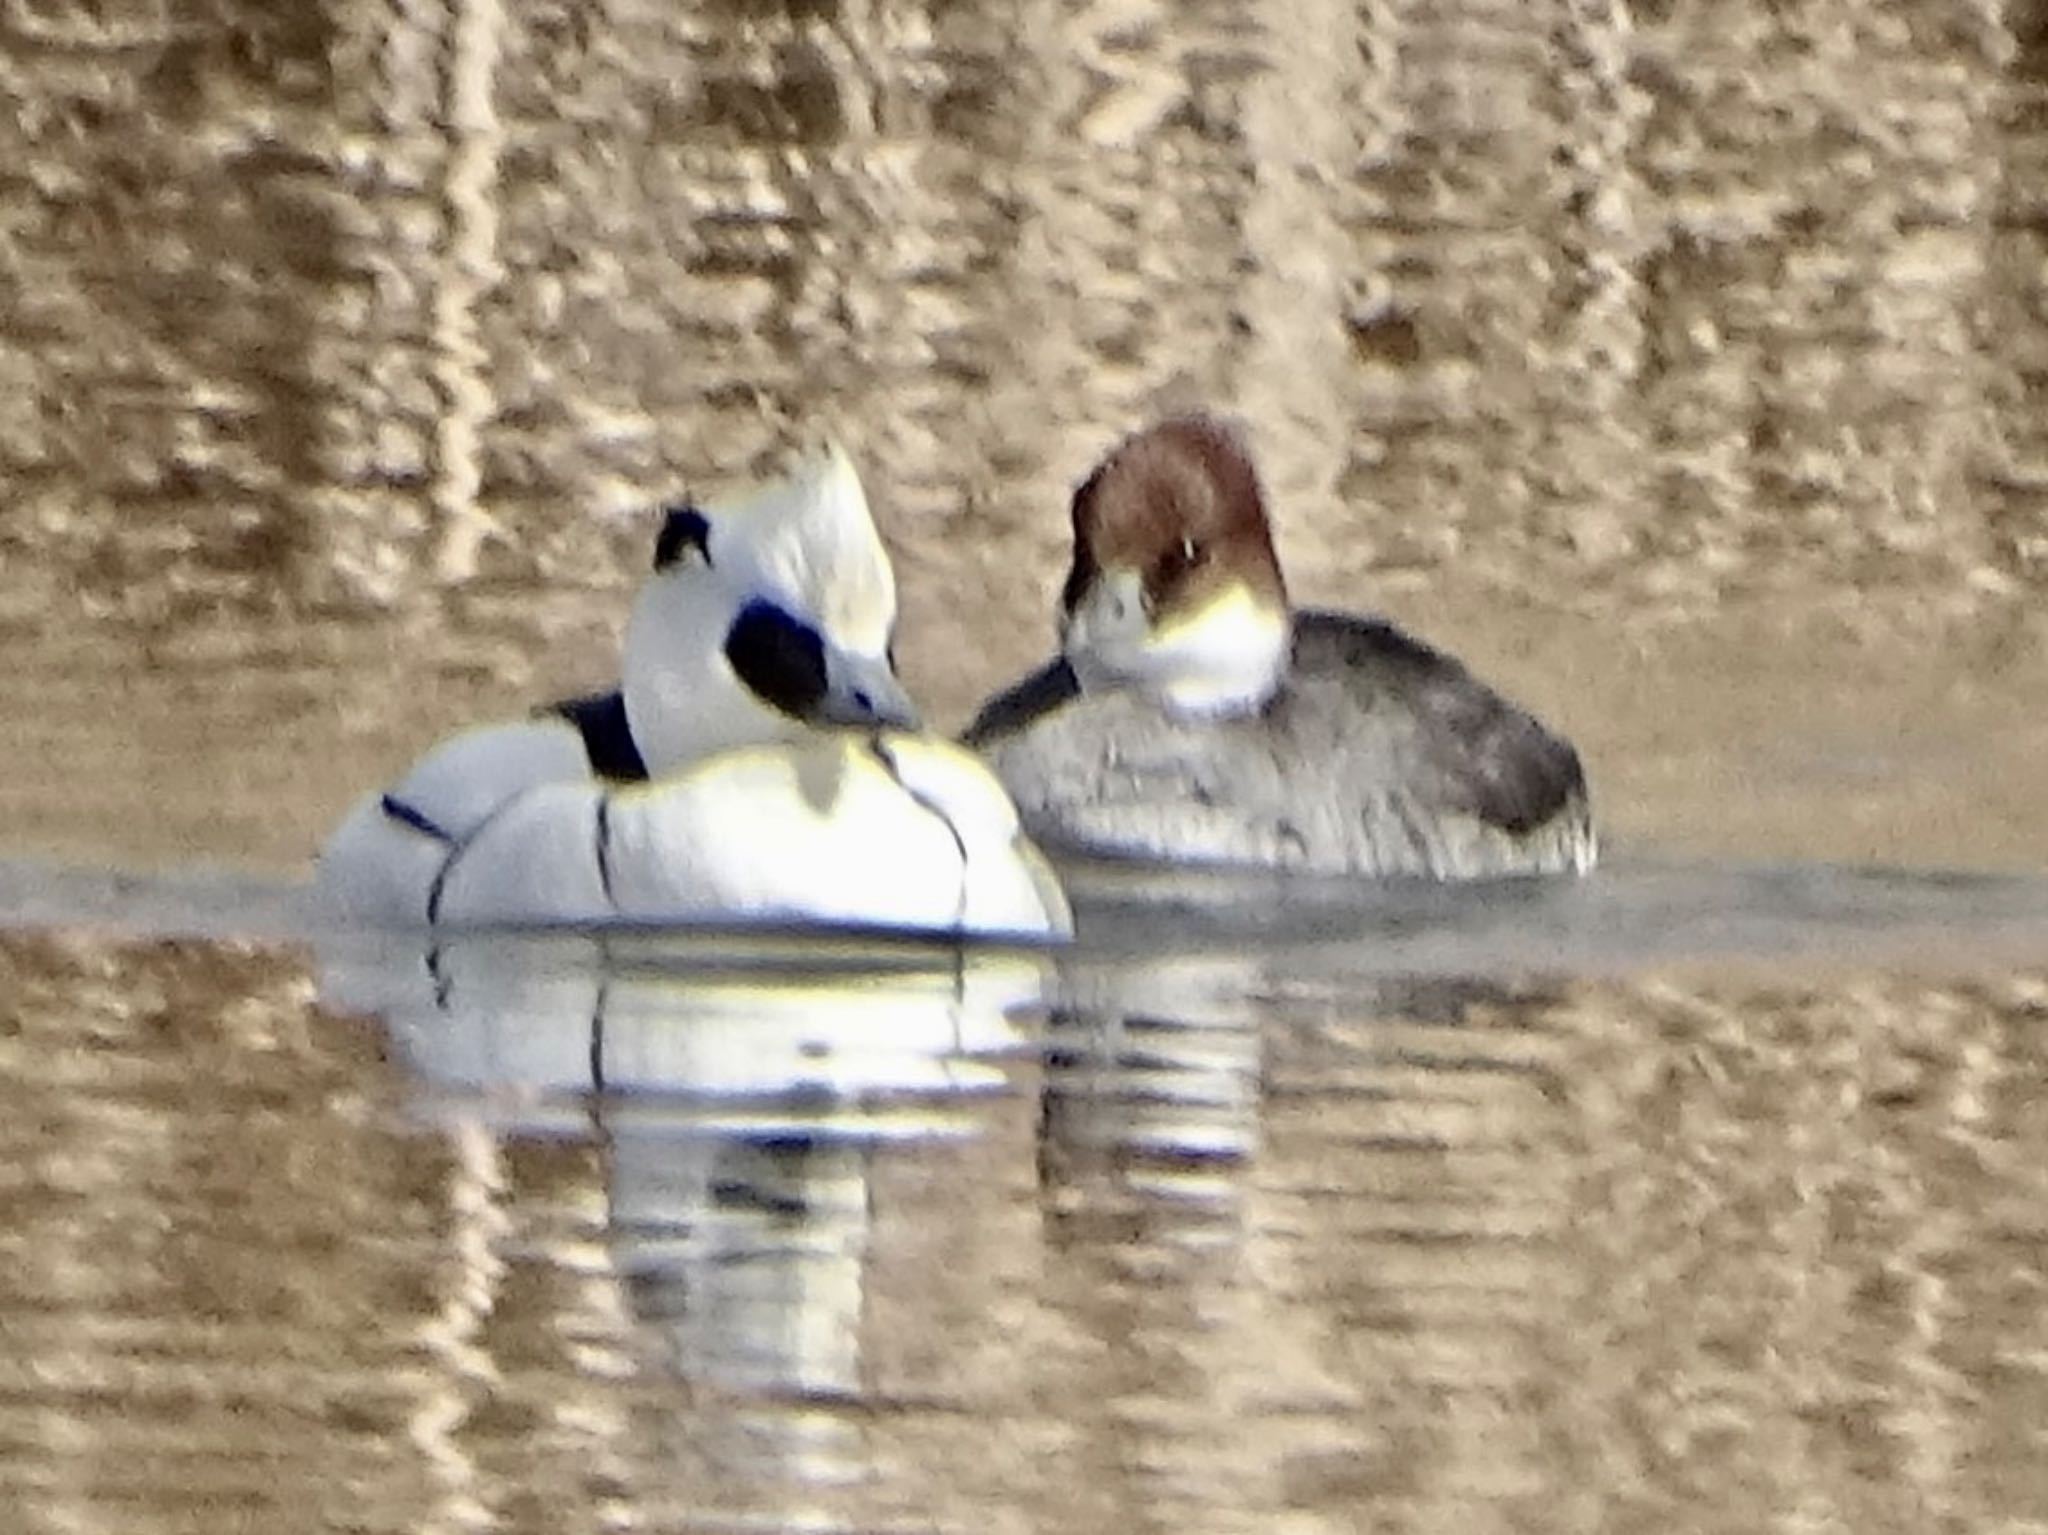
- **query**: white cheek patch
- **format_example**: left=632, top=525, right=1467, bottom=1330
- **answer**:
left=1067, top=575, right=1291, bottom=718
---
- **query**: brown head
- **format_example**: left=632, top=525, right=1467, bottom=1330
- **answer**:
left=1057, top=415, right=1293, bottom=716
left=1060, top=414, right=1288, bottom=623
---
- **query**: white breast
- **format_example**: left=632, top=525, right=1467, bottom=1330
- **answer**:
left=610, top=735, right=1069, bottom=937
left=326, top=731, right=1072, bottom=940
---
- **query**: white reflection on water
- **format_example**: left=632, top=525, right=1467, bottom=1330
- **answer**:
left=321, top=929, right=1044, bottom=1114
left=307, top=914, right=1550, bottom=1489
left=319, top=926, right=1059, bottom=1490
left=311, top=919, right=1334, bottom=1498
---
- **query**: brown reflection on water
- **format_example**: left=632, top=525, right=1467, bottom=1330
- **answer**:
left=1546, top=976, right=2048, bottom=1530
left=0, top=936, right=449, bottom=1531
left=6, top=933, right=2048, bottom=1531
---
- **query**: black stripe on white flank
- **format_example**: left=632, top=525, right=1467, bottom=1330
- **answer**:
left=381, top=793, right=453, bottom=843
left=594, top=790, right=617, bottom=911
left=866, top=734, right=969, bottom=929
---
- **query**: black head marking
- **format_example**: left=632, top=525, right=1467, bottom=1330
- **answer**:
left=725, top=600, right=830, bottom=719
left=653, top=504, right=712, bottom=571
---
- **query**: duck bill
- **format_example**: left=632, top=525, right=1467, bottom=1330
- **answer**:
left=816, top=650, right=921, bottom=732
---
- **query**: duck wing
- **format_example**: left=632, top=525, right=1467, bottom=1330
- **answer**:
left=1286, top=610, right=1588, bottom=840
left=319, top=717, right=604, bottom=927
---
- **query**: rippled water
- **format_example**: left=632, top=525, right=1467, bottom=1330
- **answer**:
left=7, top=855, right=2048, bottom=1532
left=13, top=0, right=2048, bottom=1522
left=4, top=557, right=2046, bottom=1535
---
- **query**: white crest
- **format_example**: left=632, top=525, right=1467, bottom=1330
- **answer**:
left=706, top=440, right=896, bottom=656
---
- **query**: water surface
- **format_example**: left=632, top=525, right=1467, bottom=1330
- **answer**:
left=6, top=852, right=2048, bottom=1532
left=6, top=603, right=2048, bottom=1533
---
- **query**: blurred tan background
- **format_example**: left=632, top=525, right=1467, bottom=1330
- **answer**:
left=3, top=0, right=2047, bottom=870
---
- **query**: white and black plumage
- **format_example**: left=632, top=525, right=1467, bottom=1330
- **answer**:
left=321, top=444, right=1072, bottom=938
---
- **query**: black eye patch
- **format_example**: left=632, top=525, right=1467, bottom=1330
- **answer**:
left=724, top=600, right=829, bottom=719
left=653, top=504, right=712, bottom=570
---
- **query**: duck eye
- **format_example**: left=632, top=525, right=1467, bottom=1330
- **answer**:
left=1158, top=536, right=1201, bottom=583
left=653, top=504, right=712, bottom=571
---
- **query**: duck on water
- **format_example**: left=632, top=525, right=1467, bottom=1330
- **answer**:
left=964, top=414, right=1595, bottom=880
left=319, top=442, right=1072, bottom=940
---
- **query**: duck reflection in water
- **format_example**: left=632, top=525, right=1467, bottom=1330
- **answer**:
left=315, top=899, right=1552, bottom=1497
left=320, top=927, right=1049, bottom=1484
left=1031, top=861, right=1561, bottom=1240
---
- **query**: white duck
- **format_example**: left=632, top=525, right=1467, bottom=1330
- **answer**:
left=320, top=443, right=1072, bottom=940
